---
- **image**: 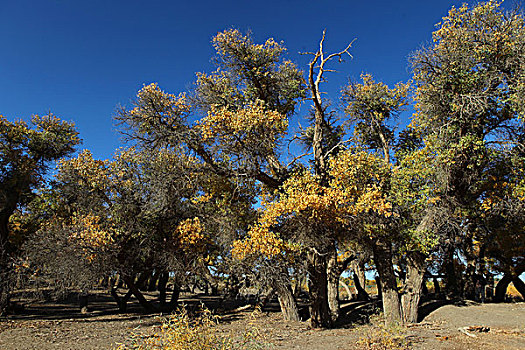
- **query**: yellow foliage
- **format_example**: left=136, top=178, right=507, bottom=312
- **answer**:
left=177, top=217, right=207, bottom=252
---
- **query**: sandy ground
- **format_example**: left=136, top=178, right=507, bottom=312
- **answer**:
left=0, top=293, right=523, bottom=350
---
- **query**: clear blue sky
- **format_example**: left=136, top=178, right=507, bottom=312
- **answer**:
left=0, top=0, right=519, bottom=160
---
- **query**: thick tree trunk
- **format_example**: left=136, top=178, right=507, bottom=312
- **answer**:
left=511, top=277, right=525, bottom=300
left=494, top=273, right=512, bottom=302
left=339, top=280, right=353, bottom=301
left=327, top=247, right=340, bottom=322
left=274, top=281, right=300, bottom=321
left=401, top=252, right=426, bottom=323
left=307, top=249, right=332, bottom=328
left=373, top=241, right=403, bottom=326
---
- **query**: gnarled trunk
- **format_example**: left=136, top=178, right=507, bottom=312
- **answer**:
left=373, top=241, right=403, bottom=326
left=327, top=247, right=340, bottom=322
left=274, top=281, right=300, bottom=321
left=401, top=252, right=426, bottom=323
left=307, top=249, right=332, bottom=328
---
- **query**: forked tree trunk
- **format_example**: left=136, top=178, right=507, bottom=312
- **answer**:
left=307, top=249, right=332, bottom=328
left=373, top=241, right=403, bottom=326
left=327, top=247, right=340, bottom=322
left=401, top=252, right=426, bottom=323
left=274, top=281, right=300, bottom=321
left=122, top=275, right=156, bottom=312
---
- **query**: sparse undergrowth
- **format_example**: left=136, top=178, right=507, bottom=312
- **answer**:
left=115, top=306, right=268, bottom=350
left=353, top=315, right=411, bottom=350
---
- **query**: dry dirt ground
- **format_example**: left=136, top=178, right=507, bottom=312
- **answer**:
left=0, top=292, right=523, bottom=350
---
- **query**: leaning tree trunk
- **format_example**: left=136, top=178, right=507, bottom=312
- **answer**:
left=307, top=249, right=332, bottom=328
left=373, top=240, right=403, bottom=326
left=401, top=252, right=426, bottom=323
left=122, top=275, right=156, bottom=312
left=327, top=247, right=340, bottom=322
left=494, top=273, right=512, bottom=302
left=273, top=280, right=300, bottom=321
left=352, top=260, right=370, bottom=301
left=512, top=276, right=525, bottom=300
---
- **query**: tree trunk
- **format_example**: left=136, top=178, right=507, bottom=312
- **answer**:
left=443, top=246, right=460, bottom=298
left=327, top=247, right=340, bottom=322
left=401, top=252, right=426, bottom=323
left=463, top=258, right=477, bottom=300
left=274, top=281, right=300, bottom=321
left=0, top=211, right=12, bottom=315
left=373, top=241, right=403, bottom=326
left=339, top=280, right=353, bottom=301
left=148, top=271, right=159, bottom=291
left=352, top=260, right=370, bottom=301
left=375, top=276, right=382, bottom=299
left=494, top=273, right=512, bottom=302
left=486, top=274, right=494, bottom=300
left=433, top=277, right=441, bottom=296
left=158, top=272, right=169, bottom=306
left=511, top=277, right=525, bottom=300
left=307, top=249, right=332, bottom=328
left=422, top=278, right=428, bottom=295
left=122, top=275, right=156, bottom=312
left=163, top=282, right=180, bottom=312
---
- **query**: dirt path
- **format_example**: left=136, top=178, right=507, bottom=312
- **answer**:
left=0, top=298, right=523, bottom=349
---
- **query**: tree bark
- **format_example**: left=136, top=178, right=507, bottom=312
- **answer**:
left=401, top=252, right=426, bottom=323
left=352, top=260, right=370, bottom=301
left=494, top=273, right=512, bottom=302
left=158, top=272, right=169, bottom=306
left=148, top=270, right=159, bottom=291
left=443, top=246, right=461, bottom=298
left=433, top=277, right=441, bottom=296
left=511, top=276, right=525, bottom=300
left=327, top=247, right=340, bottom=322
left=307, top=249, right=332, bottom=328
left=339, top=280, right=353, bottom=301
left=0, top=211, right=13, bottom=315
left=274, top=281, right=300, bottom=321
left=373, top=241, right=403, bottom=326
left=122, top=275, right=156, bottom=312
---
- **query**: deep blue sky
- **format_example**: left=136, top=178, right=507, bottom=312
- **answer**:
left=0, top=0, right=519, bottom=160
